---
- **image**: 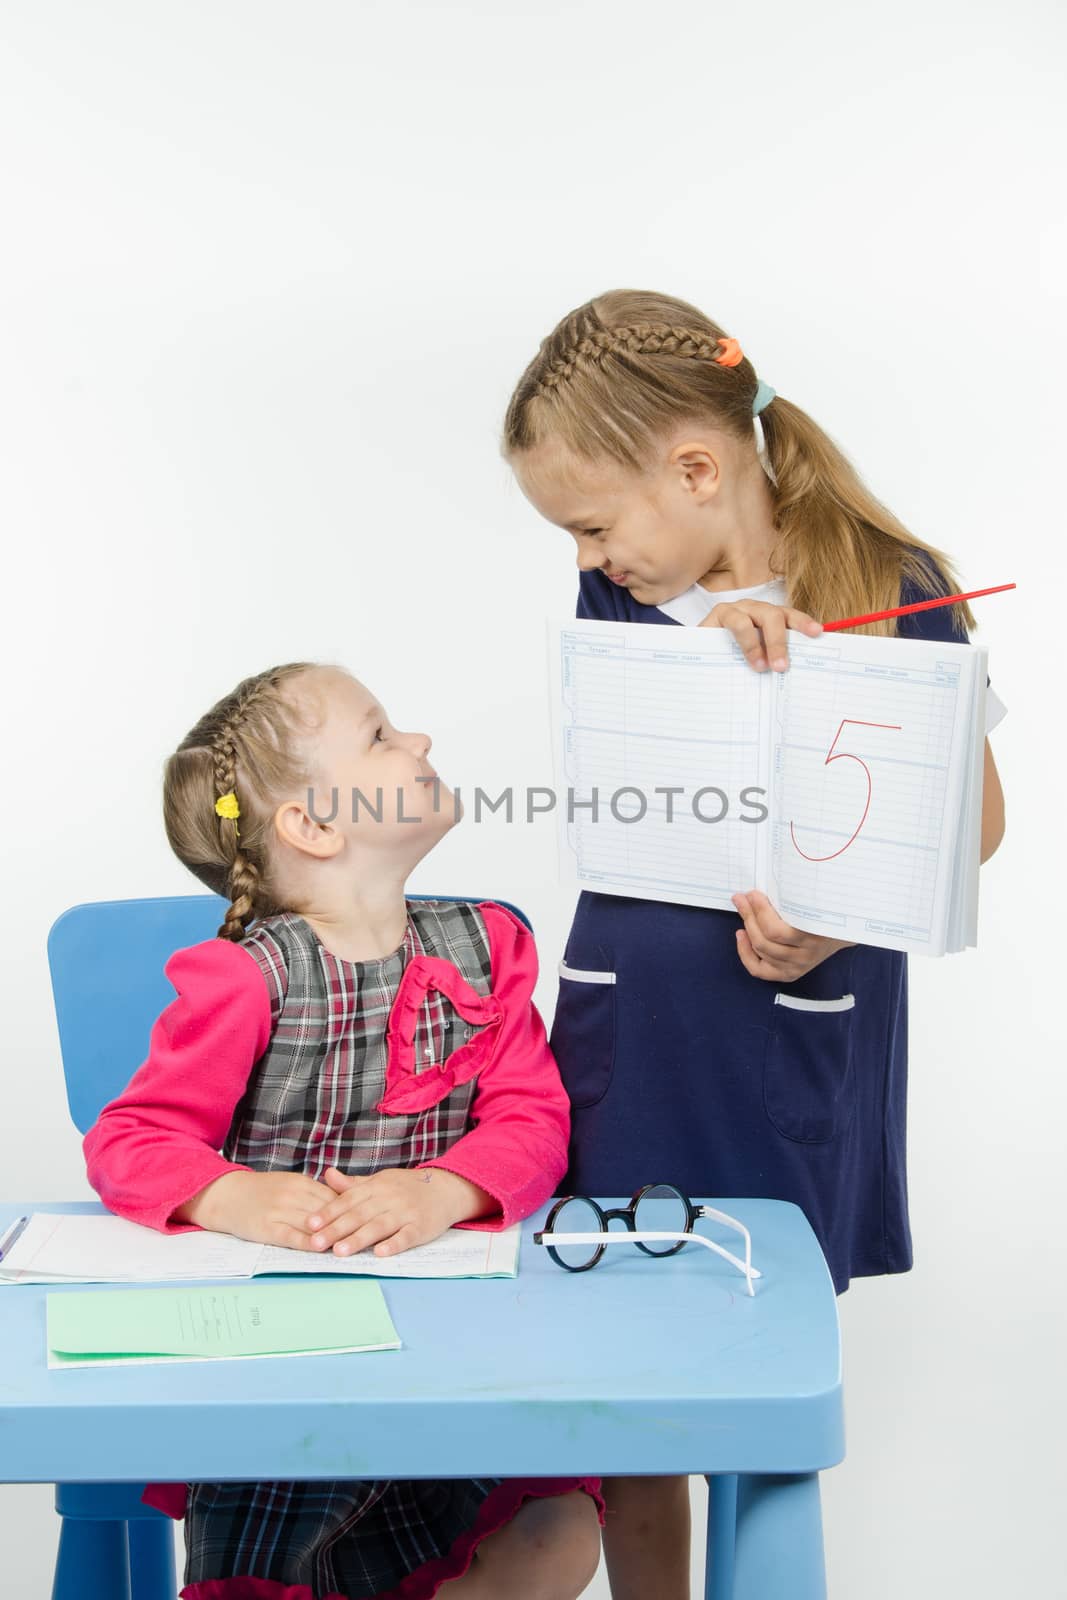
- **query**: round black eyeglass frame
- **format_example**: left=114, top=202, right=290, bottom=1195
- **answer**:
left=533, top=1184, right=703, bottom=1272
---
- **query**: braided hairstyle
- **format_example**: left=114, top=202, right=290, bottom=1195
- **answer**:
left=505, top=297, right=757, bottom=469
left=502, top=288, right=972, bottom=635
left=163, top=663, right=319, bottom=941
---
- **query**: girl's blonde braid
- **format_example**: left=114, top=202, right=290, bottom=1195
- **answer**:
left=210, top=678, right=278, bottom=942
left=536, top=321, right=745, bottom=397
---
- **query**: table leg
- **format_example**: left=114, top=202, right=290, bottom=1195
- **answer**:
left=129, top=1516, right=178, bottom=1599
left=731, top=1472, right=826, bottom=1600
left=704, top=1473, right=738, bottom=1599
left=52, top=1516, right=131, bottom=1600
left=53, top=1483, right=177, bottom=1600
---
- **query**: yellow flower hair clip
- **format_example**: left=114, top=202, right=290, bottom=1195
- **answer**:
left=215, top=791, right=241, bottom=832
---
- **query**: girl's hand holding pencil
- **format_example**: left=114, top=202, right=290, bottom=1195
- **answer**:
left=697, top=583, right=1014, bottom=668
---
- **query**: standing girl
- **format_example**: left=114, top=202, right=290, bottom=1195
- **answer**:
left=502, top=289, right=1006, bottom=1600
left=84, top=661, right=603, bottom=1600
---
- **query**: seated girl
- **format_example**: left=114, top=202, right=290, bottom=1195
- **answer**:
left=84, top=660, right=603, bottom=1600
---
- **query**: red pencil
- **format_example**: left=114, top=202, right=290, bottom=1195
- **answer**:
left=822, top=583, right=1016, bottom=632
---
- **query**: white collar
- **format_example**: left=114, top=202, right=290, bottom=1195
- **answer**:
left=656, top=576, right=788, bottom=626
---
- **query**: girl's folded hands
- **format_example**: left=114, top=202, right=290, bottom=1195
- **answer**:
left=306, top=1165, right=496, bottom=1258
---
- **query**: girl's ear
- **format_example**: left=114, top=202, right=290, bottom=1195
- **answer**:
left=274, top=799, right=344, bottom=859
left=669, top=441, right=721, bottom=503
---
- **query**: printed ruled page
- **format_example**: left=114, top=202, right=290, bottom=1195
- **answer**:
left=766, top=632, right=979, bottom=954
left=550, top=621, right=770, bottom=909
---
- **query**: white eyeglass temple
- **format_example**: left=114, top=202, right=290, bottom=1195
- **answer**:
left=695, top=1206, right=755, bottom=1268
left=538, top=1229, right=760, bottom=1296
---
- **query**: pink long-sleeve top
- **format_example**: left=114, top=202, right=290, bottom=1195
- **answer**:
left=83, top=902, right=569, bottom=1234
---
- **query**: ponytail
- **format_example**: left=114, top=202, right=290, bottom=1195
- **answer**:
left=757, top=395, right=973, bottom=634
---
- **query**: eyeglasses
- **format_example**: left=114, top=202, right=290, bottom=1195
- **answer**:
left=533, top=1184, right=760, bottom=1296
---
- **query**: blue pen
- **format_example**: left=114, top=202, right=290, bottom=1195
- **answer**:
left=0, top=1216, right=30, bottom=1262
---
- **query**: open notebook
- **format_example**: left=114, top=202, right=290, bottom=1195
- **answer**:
left=549, top=620, right=988, bottom=956
left=0, top=1213, right=520, bottom=1285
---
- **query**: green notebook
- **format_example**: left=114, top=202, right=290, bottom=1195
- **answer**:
left=46, top=1280, right=401, bottom=1368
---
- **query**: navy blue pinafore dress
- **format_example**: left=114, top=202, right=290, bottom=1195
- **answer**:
left=550, top=565, right=984, bottom=1294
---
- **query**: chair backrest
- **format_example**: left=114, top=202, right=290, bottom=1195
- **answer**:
left=47, top=893, right=531, bottom=1133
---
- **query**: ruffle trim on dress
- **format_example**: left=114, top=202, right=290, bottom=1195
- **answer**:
left=378, top=955, right=504, bottom=1116
left=177, top=1476, right=605, bottom=1600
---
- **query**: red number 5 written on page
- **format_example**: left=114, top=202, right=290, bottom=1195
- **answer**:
left=790, top=719, right=902, bottom=862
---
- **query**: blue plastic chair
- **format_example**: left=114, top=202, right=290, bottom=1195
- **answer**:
left=45, top=892, right=532, bottom=1600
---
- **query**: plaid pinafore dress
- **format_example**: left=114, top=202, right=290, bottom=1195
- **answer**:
left=183, top=900, right=558, bottom=1600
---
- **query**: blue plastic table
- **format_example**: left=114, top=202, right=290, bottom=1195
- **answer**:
left=0, top=1199, right=843, bottom=1599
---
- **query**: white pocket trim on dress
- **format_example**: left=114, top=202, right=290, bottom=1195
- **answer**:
left=558, top=960, right=617, bottom=985
left=774, top=992, right=855, bottom=1013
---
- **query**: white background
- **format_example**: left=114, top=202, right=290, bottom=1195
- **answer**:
left=1, top=2, right=1063, bottom=1596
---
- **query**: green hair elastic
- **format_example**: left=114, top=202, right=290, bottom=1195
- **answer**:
left=752, top=380, right=776, bottom=417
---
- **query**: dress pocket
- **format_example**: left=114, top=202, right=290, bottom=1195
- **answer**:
left=762, top=991, right=857, bottom=1143
left=550, top=960, right=617, bottom=1110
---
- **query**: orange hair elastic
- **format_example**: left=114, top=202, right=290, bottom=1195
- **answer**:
left=713, top=337, right=744, bottom=368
